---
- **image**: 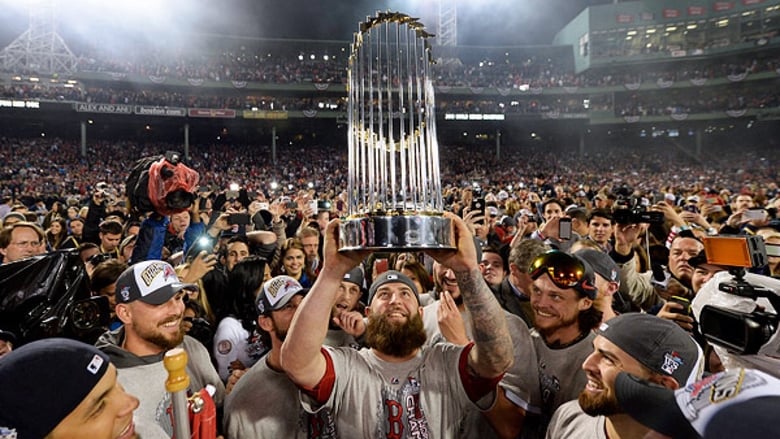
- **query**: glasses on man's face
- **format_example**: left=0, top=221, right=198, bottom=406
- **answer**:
left=529, top=250, right=593, bottom=292
left=11, top=240, right=41, bottom=248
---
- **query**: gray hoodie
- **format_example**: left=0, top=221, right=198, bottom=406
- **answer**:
left=96, top=328, right=225, bottom=437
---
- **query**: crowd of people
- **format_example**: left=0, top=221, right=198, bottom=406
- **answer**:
left=0, top=125, right=778, bottom=437
left=1, top=18, right=779, bottom=439
left=1, top=136, right=778, bottom=210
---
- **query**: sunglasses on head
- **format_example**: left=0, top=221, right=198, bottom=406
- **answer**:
left=529, top=250, right=595, bottom=293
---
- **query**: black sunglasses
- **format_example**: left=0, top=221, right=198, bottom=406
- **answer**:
left=529, top=250, right=596, bottom=294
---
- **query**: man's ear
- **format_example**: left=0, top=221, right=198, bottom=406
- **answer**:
left=648, top=373, right=680, bottom=390
left=508, top=263, right=521, bottom=278
left=116, top=304, right=132, bottom=325
left=578, top=297, right=593, bottom=311
left=257, top=315, right=273, bottom=332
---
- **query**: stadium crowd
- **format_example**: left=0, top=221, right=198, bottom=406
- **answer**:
left=1, top=18, right=779, bottom=439
left=1, top=131, right=778, bottom=438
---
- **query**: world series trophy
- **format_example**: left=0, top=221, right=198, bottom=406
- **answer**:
left=339, top=12, right=454, bottom=251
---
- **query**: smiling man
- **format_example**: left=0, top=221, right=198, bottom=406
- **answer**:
left=0, top=338, right=140, bottom=439
left=525, top=250, right=603, bottom=437
left=546, top=313, right=703, bottom=439
left=96, top=260, right=225, bottom=438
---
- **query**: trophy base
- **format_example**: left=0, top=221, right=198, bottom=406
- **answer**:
left=339, top=214, right=455, bottom=252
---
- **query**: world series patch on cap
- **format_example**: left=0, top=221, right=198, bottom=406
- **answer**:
left=596, top=313, right=704, bottom=386
left=115, top=260, right=197, bottom=305
left=257, top=275, right=307, bottom=315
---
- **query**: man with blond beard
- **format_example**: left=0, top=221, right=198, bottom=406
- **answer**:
left=96, top=260, right=225, bottom=438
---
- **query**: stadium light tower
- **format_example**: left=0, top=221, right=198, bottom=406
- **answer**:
left=0, top=0, right=79, bottom=75
left=437, top=0, right=457, bottom=48
left=435, top=0, right=460, bottom=65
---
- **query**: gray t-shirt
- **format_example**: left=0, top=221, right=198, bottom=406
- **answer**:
left=523, top=330, right=595, bottom=439
left=223, top=356, right=336, bottom=438
left=545, top=400, right=607, bottom=439
left=422, top=301, right=542, bottom=439
left=301, top=344, right=491, bottom=438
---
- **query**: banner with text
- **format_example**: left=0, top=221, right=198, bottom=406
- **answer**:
left=135, top=106, right=186, bottom=117
left=188, top=108, right=237, bottom=119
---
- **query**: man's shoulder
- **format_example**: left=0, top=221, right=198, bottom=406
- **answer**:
left=547, top=400, right=606, bottom=439
left=226, top=358, right=292, bottom=406
left=182, top=334, right=212, bottom=355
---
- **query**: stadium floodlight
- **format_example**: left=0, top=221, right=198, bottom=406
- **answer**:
left=0, top=0, right=79, bottom=74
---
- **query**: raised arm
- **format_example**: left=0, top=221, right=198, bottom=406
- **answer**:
left=428, top=213, right=513, bottom=378
left=280, top=219, right=367, bottom=388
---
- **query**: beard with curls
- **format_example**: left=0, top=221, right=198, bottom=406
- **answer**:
left=364, top=311, right=427, bottom=358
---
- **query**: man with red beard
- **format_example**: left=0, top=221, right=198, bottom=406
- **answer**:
left=525, top=250, right=603, bottom=438
left=280, top=213, right=513, bottom=438
left=96, top=260, right=225, bottom=438
left=546, top=313, right=703, bottom=439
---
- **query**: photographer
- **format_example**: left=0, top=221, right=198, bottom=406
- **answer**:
left=611, top=211, right=702, bottom=311
left=81, top=182, right=114, bottom=246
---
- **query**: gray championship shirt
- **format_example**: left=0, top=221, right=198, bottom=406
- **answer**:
left=300, top=343, right=498, bottom=439
left=224, top=355, right=337, bottom=439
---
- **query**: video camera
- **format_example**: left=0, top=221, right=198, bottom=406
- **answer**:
left=697, top=235, right=780, bottom=355
left=612, top=197, right=665, bottom=225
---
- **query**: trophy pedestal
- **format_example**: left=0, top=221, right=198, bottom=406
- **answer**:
left=339, top=214, right=454, bottom=252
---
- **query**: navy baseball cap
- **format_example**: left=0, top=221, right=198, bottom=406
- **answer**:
left=0, top=338, right=112, bottom=439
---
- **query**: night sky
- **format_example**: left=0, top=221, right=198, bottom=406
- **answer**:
left=0, top=0, right=613, bottom=49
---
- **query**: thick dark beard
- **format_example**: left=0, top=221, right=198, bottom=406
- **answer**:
left=364, top=312, right=427, bottom=358
left=577, top=387, right=622, bottom=417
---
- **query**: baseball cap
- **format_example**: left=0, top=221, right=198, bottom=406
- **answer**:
left=115, top=260, right=197, bottom=305
left=615, top=368, right=780, bottom=439
left=529, top=250, right=598, bottom=299
left=0, top=329, right=16, bottom=344
left=2, top=211, right=25, bottom=224
left=342, top=267, right=365, bottom=289
left=487, top=206, right=499, bottom=217
left=575, top=249, right=620, bottom=285
left=596, top=313, right=704, bottom=387
left=257, top=275, right=308, bottom=315
left=500, top=215, right=516, bottom=228
left=367, top=270, right=420, bottom=305
left=0, top=338, right=111, bottom=438
left=497, top=190, right=509, bottom=200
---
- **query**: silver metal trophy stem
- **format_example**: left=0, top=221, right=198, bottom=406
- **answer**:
left=341, top=12, right=453, bottom=251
